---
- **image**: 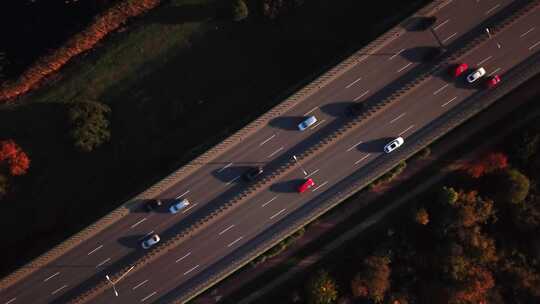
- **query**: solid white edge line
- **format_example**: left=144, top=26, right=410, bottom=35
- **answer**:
left=183, top=265, right=200, bottom=276
left=51, top=285, right=68, bottom=295
left=218, top=224, right=235, bottom=235
left=433, top=84, right=449, bottom=95
left=270, top=208, right=287, bottom=220
left=43, top=272, right=60, bottom=282
left=312, top=181, right=329, bottom=192
left=176, top=252, right=192, bottom=263
left=87, top=245, right=103, bottom=256
left=5, top=298, right=16, bottom=304
left=259, top=134, right=276, bottom=146
left=227, top=236, right=244, bottom=247
left=345, top=77, right=362, bottom=88
left=132, top=279, right=149, bottom=290
left=261, top=196, right=278, bottom=207
left=140, top=291, right=157, bottom=302
left=442, top=96, right=458, bottom=107
left=130, top=218, right=147, bottom=229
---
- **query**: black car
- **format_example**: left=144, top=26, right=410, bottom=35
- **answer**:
left=243, top=167, right=264, bottom=181
left=145, top=199, right=163, bottom=212
left=346, top=102, right=366, bottom=116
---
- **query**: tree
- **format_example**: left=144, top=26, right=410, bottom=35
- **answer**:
left=501, top=168, right=530, bottom=204
left=69, top=101, right=111, bottom=152
left=465, top=152, right=508, bottom=178
left=415, top=208, right=429, bottom=225
left=232, top=0, right=248, bottom=21
left=306, top=270, right=338, bottom=304
left=0, top=140, right=30, bottom=176
left=438, top=186, right=459, bottom=205
left=448, top=266, right=495, bottom=304
left=351, top=256, right=391, bottom=303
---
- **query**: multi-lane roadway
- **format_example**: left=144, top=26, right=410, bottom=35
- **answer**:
left=2, top=0, right=538, bottom=303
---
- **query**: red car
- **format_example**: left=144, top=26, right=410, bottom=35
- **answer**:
left=485, top=75, right=501, bottom=88
left=297, top=178, right=315, bottom=193
left=450, top=63, right=469, bottom=77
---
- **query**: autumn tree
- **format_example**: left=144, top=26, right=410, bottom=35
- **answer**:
left=500, top=168, right=530, bottom=204
left=232, top=0, right=248, bottom=21
left=415, top=208, right=429, bottom=225
left=0, top=140, right=30, bottom=176
left=448, top=266, right=495, bottom=304
left=69, top=101, right=111, bottom=152
left=465, top=152, right=508, bottom=178
left=306, top=270, right=338, bottom=304
left=351, top=256, right=391, bottom=303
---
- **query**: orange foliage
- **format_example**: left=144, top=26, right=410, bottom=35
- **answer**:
left=450, top=266, right=495, bottom=304
left=466, top=152, right=508, bottom=178
left=0, top=0, right=161, bottom=102
left=0, top=140, right=30, bottom=176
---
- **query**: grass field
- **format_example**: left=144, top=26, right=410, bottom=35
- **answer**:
left=0, top=0, right=429, bottom=277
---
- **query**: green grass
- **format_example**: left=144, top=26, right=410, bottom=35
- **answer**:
left=0, top=0, right=430, bottom=277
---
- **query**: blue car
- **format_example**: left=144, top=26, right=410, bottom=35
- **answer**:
left=298, top=116, right=317, bottom=131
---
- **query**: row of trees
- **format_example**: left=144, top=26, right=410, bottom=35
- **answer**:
left=0, top=0, right=161, bottom=102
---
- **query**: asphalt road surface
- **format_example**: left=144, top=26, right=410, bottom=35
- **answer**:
left=2, top=1, right=537, bottom=303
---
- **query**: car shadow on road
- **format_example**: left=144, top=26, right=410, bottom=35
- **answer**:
left=269, top=116, right=305, bottom=131
left=269, top=179, right=305, bottom=193
left=356, top=137, right=395, bottom=153
left=117, top=234, right=147, bottom=249
left=211, top=165, right=255, bottom=183
left=401, top=46, right=441, bottom=63
left=320, top=101, right=355, bottom=117
left=402, top=16, right=437, bottom=32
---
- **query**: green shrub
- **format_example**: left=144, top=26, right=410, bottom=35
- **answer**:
left=68, top=101, right=111, bottom=152
left=232, top=0, right=248, bottom=21
left=306, top=270, right=338, bottom=304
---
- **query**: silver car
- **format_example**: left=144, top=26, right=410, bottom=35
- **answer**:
left=384, top=137, right=404, bottom=153
left=466, top=67, right=486, bottom=83
left=298, top=116, right=317, bottom=131
left=169, top=198, right=190, bottom=214
left=141, top=233, right=160, bottom=249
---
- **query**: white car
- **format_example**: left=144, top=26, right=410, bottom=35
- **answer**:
left=298, top=116, right=317, bottom=131
left=169, top=198, right=190, bottom=214
left=466, top=67, right=486, bottom=83
left=384, top=137, right=404, bottom=153
left=141, top=233, right=160, bottom=249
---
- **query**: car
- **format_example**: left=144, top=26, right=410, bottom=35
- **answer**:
left=485, top=74, right=501, bottom=88
left=145, top=199, right=163, bottom=212
left=384, top=137, right=404, bottom=153
left=450, top=63, right=469, bottom=77
left=297, top=178, right=315, bottom=193
left=141, top=233, right=160, bottom=249
left=346, top=102, right=366, bottom=116
left=466, top=67, right=486, bottom=83
left=169, top=198, right=190, bottom=214
left=298, top=116, right=318, bottom=131
left=243, top=166, right=264, bottom=181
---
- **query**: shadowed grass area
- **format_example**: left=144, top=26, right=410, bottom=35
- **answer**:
left=0, top=0, right=429, bottom=277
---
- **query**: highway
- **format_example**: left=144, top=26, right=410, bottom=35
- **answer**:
left=0, top=1, right=535, bottom=303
